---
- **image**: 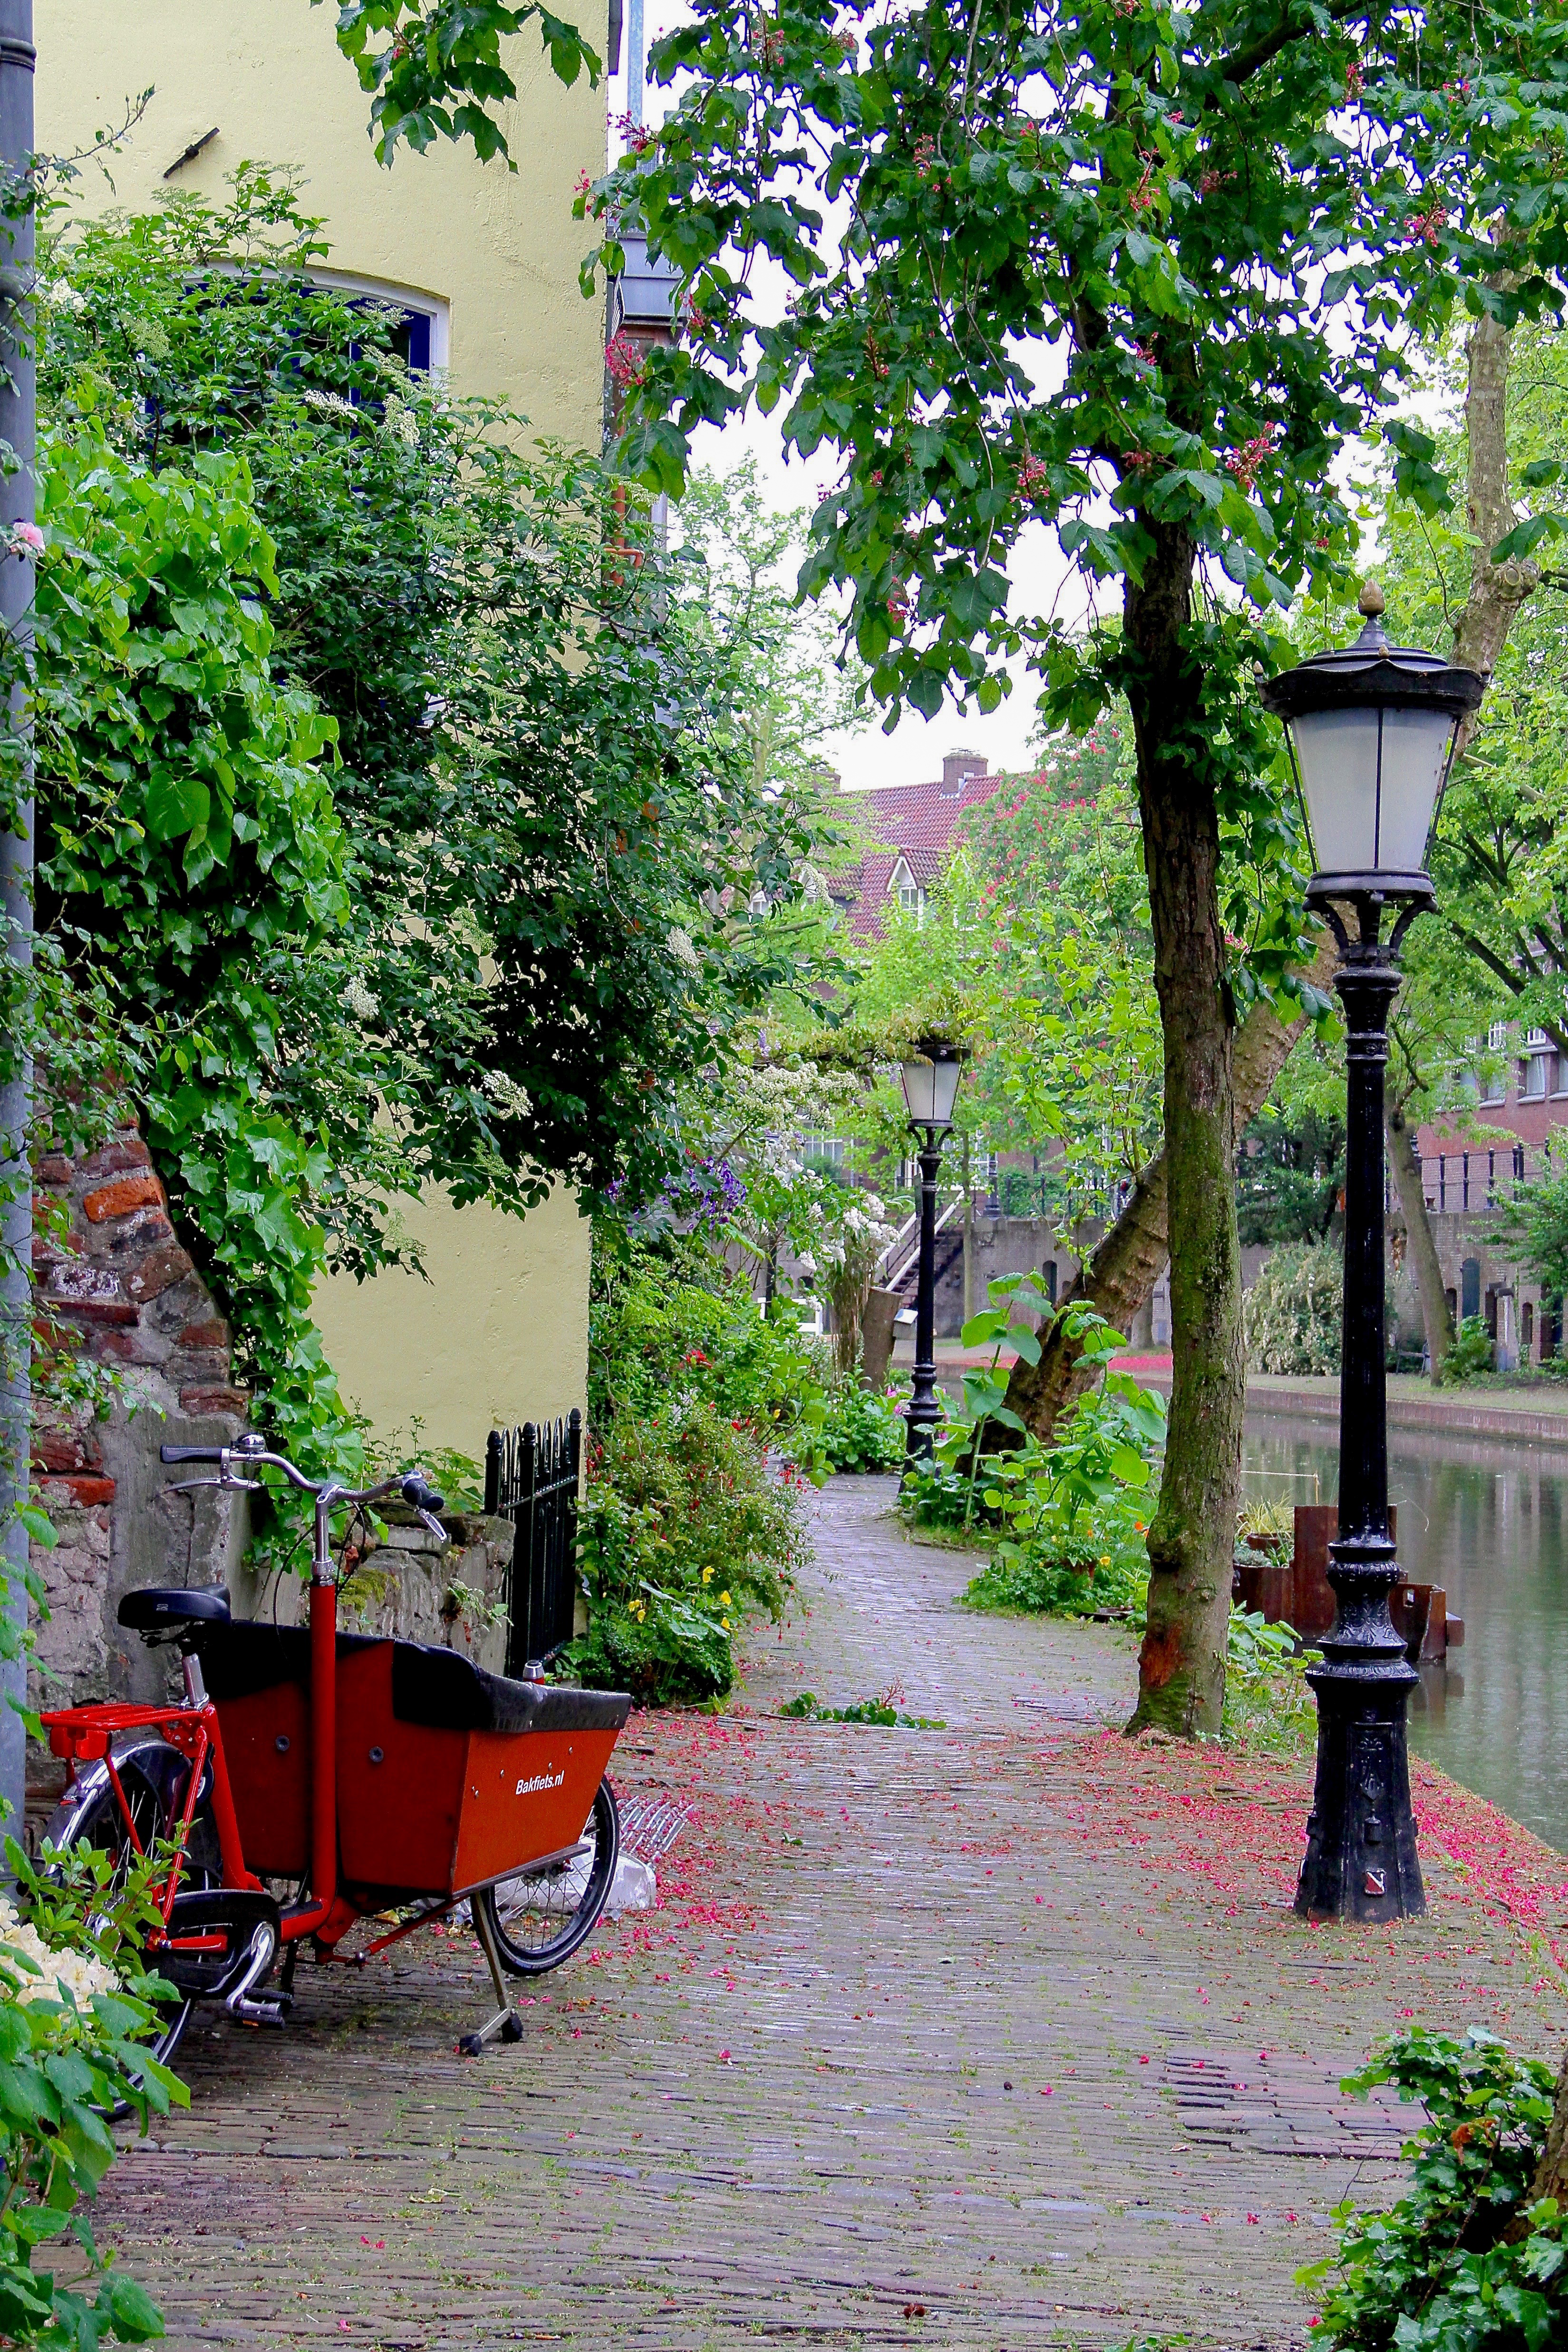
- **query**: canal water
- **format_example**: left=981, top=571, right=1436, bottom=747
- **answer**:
left=1242, top=1413, right=1568, bottom=1855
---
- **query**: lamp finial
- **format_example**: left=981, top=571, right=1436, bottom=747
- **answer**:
left=1358, top=579, right=1386, bottom=618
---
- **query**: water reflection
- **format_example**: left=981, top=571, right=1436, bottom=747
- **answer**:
left=1243, top=1415, right=1568, bottom=1854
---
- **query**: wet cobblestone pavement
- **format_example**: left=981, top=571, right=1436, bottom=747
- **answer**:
left=96, top=1477, right=1568, bottom=2349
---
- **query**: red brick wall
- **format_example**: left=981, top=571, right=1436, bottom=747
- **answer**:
left=29, top=1121, right=250, bottom=1705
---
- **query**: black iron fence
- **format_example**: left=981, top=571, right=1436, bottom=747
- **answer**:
left=1389, top=1140, right=1529, bottom=1216
left=484, top=1410, right=582, bottom=1674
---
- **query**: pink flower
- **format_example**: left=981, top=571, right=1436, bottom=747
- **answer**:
left=10, top=520, right=42, bottom=556
left=1225, top=426, right=1278, bottom=491
left=605, top=331, right=648, bottom=390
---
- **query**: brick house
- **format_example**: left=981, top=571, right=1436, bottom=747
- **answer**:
left=830, top=752, right=999, bottom=937
left=1408, top=1022, right=1568, bottom=1366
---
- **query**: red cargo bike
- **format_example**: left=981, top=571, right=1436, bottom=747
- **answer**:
left=38, top=1434, right=630, bottom=2062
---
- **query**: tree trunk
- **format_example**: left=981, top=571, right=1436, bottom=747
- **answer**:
left=1005, top=290, right=1533, bottom=1450
left=1385, top=1100, right=1453, bottom=1378
left=829, top=1265, right=869, bottom=1377
left=1002, top=929, right=1339, bottom=1436
left=1452, top=300, right=1537, bottom=702
left=1531, top=2048, right=1568, bottom=2208
left=1121, top=523, right=1244, bottom=1738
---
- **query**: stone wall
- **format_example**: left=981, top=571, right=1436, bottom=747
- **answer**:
left=1386, top=1205, right=1539, bottom=1371
left=29, top=1121, right=250, bottom=1708
left=26, top=1122, right=525, bottom=1709
left=258, top=1509, right=516, bottom=1675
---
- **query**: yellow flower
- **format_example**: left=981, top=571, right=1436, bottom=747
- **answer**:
left=701, top=1565, right=714, bottom=1584
left=721, top=1618, right=731, bottom=1632
left=719, top=1590, right=732, bottom=1607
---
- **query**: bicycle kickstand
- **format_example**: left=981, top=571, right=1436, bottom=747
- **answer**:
left=458, top=1898, right=524, bottom=2059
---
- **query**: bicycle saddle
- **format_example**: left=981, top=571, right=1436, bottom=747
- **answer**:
left=118, top=1585, right=232, bottom=1630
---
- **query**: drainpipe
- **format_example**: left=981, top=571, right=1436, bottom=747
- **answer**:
left=0, top=0, right=33, bottom=1853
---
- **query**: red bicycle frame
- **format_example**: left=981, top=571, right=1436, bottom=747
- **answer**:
left=43, top=1451, right=404, bottom=1959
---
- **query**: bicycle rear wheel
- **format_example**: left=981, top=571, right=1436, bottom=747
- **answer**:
left=43, top=1734, right=223, bottom=2071
left=475, top=1776, right=619, bottom=1977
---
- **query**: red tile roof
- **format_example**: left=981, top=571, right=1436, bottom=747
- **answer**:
left=831, top=758, right=1000, bottom=937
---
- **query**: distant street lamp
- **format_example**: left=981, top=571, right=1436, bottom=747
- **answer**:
left=1261, top=582, right=1483, bottom=1923
left=898, top=1039, right=965, bottom=1462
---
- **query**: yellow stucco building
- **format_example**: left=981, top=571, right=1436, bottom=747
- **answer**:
left=41, top=0, right=605, bottom=1453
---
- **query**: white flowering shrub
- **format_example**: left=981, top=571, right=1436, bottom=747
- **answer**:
left=817, top=1191, right=899, bottom=1375
left=0, top=1900, right=121, bottom=2010
left=0, top=1827, right=186, bottom=2346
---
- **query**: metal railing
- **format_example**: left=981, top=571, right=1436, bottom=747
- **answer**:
left=880, top=1193, right=962, bottom=1291
left=877, top=1171, right=1135, bottom=1288
left=484, top=1410, right=582, bottom=1674
left=1387, top=1140, right=1531, bottom=1216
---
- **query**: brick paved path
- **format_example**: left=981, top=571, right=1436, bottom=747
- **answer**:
left=97, top=1477, right=1568, bottom=2350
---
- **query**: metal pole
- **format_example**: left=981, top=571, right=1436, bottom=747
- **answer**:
left=0, top=0, right=33, bottom=1852
left=626, top=0, right=644, bottom=126
left=903, top=1128, right=945, bottom=1462
left=1297, top=910, right=1423, bottom=1923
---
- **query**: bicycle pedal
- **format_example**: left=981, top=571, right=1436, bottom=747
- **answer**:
left=229, top=1994, right=291, bottom=2027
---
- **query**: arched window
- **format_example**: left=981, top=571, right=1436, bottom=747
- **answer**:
left=309, top=269, right=449, bottom=372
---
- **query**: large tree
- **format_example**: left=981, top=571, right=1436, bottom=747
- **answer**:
left=1005, top=287, right=1558, bottom=1417
left=575, top=0, right=1566, bottom=1733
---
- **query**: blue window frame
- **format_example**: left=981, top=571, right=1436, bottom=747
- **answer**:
left=345, top=299, right=433, bottom=374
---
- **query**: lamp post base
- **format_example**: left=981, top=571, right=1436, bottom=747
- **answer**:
left=1296, top=1538, right=1425, bottom=1924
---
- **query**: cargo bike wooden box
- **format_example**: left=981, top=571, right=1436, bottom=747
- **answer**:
left=39, top=1436, right=630, bottom=2062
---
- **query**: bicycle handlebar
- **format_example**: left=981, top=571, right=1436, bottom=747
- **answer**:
left=161, top=1442, right=444, bottom=1515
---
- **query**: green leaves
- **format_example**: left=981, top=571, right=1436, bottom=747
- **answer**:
left=1383, top=419, right=1453, bottom=517
left=1307, top=2027, right=1568, bottom=2352
left=142, top=772, right=209, bottom=845
left=318, top=0, right=600, bottom=166
left=0, top=1837, right=192, bottom=2348
left=958, top=1307, right=1014, bottom=1350
left=1492, top=512, right=1568, bottom=561
left=911, top=1285, right=1164, bottom=1615
left=579, top=0, right=1568, bottom=804
left=38, top=177, right=843, bottom=1513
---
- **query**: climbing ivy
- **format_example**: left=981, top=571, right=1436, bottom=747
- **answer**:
left=22, top=179, right=835, bottom=1480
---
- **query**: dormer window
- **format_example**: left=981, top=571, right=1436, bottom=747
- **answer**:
left=890, top=857, right=927, bottom=925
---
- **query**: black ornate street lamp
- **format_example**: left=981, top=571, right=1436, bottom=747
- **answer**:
left=897, top=1038, right=965, bottom=1462
left=1261, top=583, right=1483, bottom=1923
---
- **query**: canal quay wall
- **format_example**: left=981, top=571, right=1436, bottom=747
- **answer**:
left=1180, top=1368, right=1568, bottom=1453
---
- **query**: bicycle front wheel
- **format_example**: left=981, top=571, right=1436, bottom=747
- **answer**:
left=475, top=1776, right=619, bottom=1977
